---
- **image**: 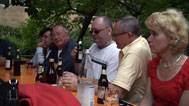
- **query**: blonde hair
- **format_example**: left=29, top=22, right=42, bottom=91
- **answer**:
left=145, top=8, right=189, bottom=54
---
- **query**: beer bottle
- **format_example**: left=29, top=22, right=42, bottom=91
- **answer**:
left=14, top=49, right=21, bottom=76
left=56, top=57, right=63, bottom=87
left=97, top=64, right=108, bottom=104
left=75, top=40, right=83, bottom=63
left=56, top=57, right=63, bottom=77
left=8, top=79, right=18, bottom=106
left=36, top=62, right=46, bottom=83
left=46, top=58, right=57, bottom=86
left=5, top=47, right=12, bottom=70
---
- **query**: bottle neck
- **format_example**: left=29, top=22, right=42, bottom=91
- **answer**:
left=102, top=69, right=106, bottom=75
left=8, top=50, right=11, bottom=56
left=58, top=61, right=62, bottom=66
left=16, top=54, right=20, bottom=60
left=38, top=66, right=44, bottom=73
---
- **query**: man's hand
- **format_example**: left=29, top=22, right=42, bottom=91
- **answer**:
left=37, top=40, right=45, bottom=47
left=62, top=72, right=78, bottom=92
left=71, top=47, right=77, bottom=60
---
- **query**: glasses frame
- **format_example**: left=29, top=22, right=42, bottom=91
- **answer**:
left=113, top=32, right=128, bottom=37
left=90, top=27, right=109, bottom=35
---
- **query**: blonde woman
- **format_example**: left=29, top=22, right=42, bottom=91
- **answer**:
left=140, top=9, right=189, bottom=106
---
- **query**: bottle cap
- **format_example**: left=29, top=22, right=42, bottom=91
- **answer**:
left=39, top=62, right=43, bottom=66
left=78, top=41, right=82, bottom=44
left=58, top=57, right=62, bottom=60
left=102, top=64, right=107, bottom=69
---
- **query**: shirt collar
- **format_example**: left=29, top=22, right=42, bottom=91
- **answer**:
left=121, top=36, right=142, bottom=54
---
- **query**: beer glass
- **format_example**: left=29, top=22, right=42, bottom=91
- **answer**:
left=105, top=88, right=119, bottom=106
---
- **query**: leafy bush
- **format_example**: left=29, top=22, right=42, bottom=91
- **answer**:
left=0, top=19, right=42, bottom=58
left=0, top=24, right=23, bottom=52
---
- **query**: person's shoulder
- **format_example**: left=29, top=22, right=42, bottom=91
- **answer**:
left=182, top=57, right=189, bottom=68
left=89, top=43, right=97, bottom=49
left=128, top=37, right=151, bottom=56
left=104, top=42, right=120, bottom=54
left=0, top=39, right=13, bottom=49
left=68, top=39, right=77, bottom=46
left=109, top=41, right=119, bottom=50
left=135, top=37, right=149, bottom=48
left=0, top=39, right=11, bottom=44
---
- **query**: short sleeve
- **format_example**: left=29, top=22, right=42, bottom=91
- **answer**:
left=113, top=53, right=143, bottom=91
left=179, top=58, right=189, bottom=90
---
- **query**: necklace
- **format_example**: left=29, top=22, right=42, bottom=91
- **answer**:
left=161, top=55, right=182, bottom=68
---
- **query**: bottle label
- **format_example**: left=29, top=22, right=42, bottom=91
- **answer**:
left=77, top=83, right=94, bottom=106
left=89, top=86, right=94, bottom=106
left=5, top=60, right=11, bottom=68
left=78, top=51, right=83, bottom=59
left=98, top=86, right=106, bottom=99
left=38, top=67, right=43, bottom=74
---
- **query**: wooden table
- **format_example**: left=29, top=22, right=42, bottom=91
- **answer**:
left=0, top=65, right=104, bottom=106
left=0, top=65, right=37, bottom=84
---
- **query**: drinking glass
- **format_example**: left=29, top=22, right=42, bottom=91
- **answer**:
left=104, top=88, right=119, bottom=106
left=27, top=61, right=33, bottom=69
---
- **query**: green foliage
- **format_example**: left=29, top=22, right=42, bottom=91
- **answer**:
left=7, top=0, right=189, bottom=55
left=19, top=19, right=43, bottom=55
left=0, top=24, right=23, bottom=51
left=0, top=25, right=21, bottom=38
left=0, top=19, right=43, bottom=57
left=71, top=29, right=93, bottom=49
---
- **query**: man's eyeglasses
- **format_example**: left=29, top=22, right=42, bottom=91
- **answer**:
left=90, top=27, right=109, bottom=35
left=113, top=32, right=128, bottom=37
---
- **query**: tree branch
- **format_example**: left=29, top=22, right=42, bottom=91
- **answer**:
left=77, top=9, right=97, bottom=42
left=67, top=0, right=91, bottom=15
left=118, top=0, right=145, bottom=18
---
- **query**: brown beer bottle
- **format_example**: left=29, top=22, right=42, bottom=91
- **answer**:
left=5, top=47, right=12, bottom=70
left=36, top=62, right=46, bottom=83
left=46, top=58, right=57, bottom=86
left=56, top=57, right=64, bottom=87
left=97, top=64, right=108, bottom=104
left=75, top=40, right=83, bottom=63
left=14, top=49, right=21, bottom=76
left=56, top=57, right=63, bottom=77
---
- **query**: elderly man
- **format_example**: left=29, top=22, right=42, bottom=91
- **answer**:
left=110, top=16, right=152, bottom=105
left=44, top=25, right=77, bottom=73
left=62, top=16, right=120, bottom=91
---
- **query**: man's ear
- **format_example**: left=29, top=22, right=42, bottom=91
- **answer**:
left=127, top=32, right=135, bottom=43
left=127, top=32, right=133, bottom=38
